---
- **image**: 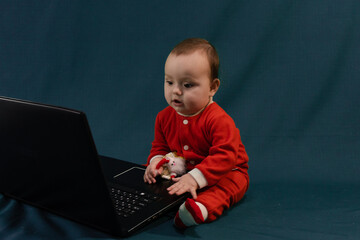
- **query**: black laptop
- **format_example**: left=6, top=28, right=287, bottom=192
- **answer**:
left=0, top=96, right=186, bottom=237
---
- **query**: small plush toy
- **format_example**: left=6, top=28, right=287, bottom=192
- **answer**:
left=156, top=152, right=186, bottom=180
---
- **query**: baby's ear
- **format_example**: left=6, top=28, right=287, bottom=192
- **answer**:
left=210, top=78, right=220, bottom=97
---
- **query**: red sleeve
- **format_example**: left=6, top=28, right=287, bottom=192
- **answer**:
left=195, top=113, right=247, bottom=186
left=147, top=113, right=171, bottom=165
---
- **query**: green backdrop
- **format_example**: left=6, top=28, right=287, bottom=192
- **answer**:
left=1, top=0, right=359, bottom=184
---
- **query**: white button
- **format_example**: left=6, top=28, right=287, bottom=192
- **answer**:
left=190, top=160, right=195, bottom=165
left=183, top=119, right=188, bottom=125
left=183, top=145, right=189, bottom=151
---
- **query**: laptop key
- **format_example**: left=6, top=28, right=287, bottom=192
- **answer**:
left=138, top=202, right=147, bottom=207
left=109, top=185, right=160, bottom=217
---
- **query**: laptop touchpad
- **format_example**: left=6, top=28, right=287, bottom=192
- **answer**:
left=113, top=167, right=145, bottom=183
left=112, top=166, right=173, bottom=193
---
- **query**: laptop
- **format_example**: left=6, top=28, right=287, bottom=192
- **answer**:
left=0, top=96, right=186, bottom=237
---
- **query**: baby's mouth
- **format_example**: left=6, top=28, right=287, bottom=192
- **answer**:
left=172, top=99, right=182, bottom=104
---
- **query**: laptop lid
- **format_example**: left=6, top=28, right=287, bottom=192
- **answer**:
left=0, top=96, right=121, bottom=235
left=0, top=96, right=186, bottom=237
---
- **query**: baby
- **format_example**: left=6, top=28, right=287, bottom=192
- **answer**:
left=144, top=38, right=249, bottom=228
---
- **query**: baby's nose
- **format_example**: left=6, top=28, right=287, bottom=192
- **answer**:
left=173, top=86, right=182, bottom=95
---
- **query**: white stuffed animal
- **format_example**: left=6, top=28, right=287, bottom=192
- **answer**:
left=156, top=152, right=186, bottom=180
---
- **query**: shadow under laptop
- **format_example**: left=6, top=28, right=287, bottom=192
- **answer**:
left=133, top=210, right=201, bottom=239
left=0, top=193, right=196, bottom=239
left=0, top=194, right=112, bottom=239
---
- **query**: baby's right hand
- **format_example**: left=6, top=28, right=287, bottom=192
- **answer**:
left=144, top=157, right=163, bottom=184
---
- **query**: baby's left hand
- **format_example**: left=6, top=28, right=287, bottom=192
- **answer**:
left=167, top=173, right=198, bottom=199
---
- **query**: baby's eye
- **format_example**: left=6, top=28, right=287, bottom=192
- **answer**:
left=184, top=83, right=194, bottom=88
left=165, top=80, right=173, bottom=85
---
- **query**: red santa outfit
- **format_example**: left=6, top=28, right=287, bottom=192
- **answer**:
left=147, top=102, right=249, bottom=222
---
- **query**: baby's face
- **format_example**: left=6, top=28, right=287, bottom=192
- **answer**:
left=164, top=50, right=218, bottom=116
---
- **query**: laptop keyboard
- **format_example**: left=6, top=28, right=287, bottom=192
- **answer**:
left=109, top=185, right=160, bottom=218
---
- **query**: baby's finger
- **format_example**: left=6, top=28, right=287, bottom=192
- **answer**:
left=144, top=170, right=149, bottom=182
left=173, top=187, right=186, bottom=196
left=149, top=175, right=156, bottom=184
left=151, top=168, right=158, bottom=178
left=169, top=183, right=185, bottom=196
left=145, top=170, right=155, bottom=184
left=190, top=188, right=197, bottom=199
left=144, top=173, right=151, bottom=183
left=171, top=177, right=180, bottom=182
left=167, top=182, right=179, bottom=194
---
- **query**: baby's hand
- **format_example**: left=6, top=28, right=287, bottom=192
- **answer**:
left=144, top=157, right=163, bottom=184
left=167, top=173, right=198, bottom=199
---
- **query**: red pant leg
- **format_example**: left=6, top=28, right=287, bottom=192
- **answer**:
left=195, top=170, right=249, bottom=222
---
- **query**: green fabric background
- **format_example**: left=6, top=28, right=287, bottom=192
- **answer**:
left=1, top=0, right=359, bottom=185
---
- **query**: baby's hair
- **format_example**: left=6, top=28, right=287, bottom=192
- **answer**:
left=170, top=38, right=219, bottom=81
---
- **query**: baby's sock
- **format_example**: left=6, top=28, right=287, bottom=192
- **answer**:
left=174, top=198, right=208, bottom=229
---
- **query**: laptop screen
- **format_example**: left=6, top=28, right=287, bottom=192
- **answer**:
left=0, top=97, right=119, bottom=234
